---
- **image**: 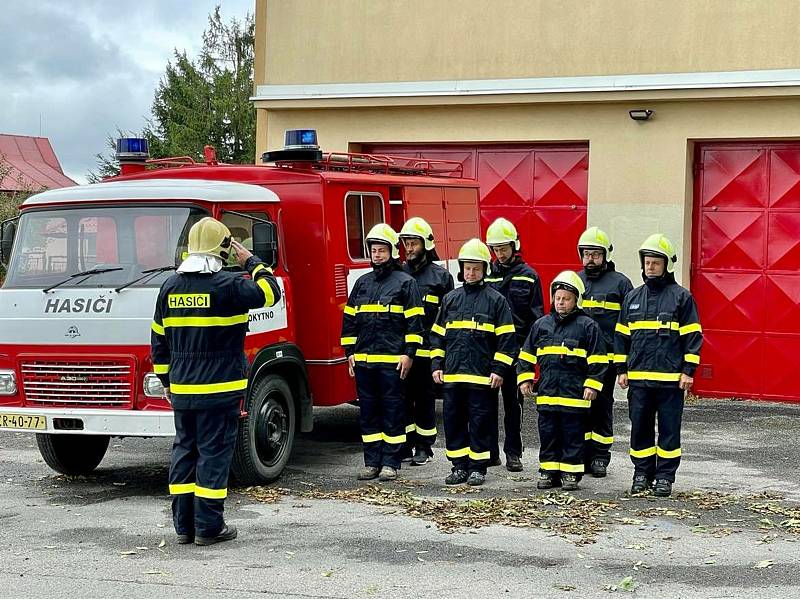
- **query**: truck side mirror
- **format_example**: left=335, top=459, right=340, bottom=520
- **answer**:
left=0, top=219, right=17, bottom=267
left=252, top=221, right=278, bottom=269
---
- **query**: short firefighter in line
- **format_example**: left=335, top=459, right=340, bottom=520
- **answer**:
left=340, top=224, right=425, bottom=482
left=615, top=234, right=703, bottom=497
left=430, top=238, right=518, bottom=487
left=151, top=217, right=281, bottom=545
left=577, top=227, right=634, bottom=478
left=517, top=270, right=607, bottom=491
left=485, top=217, right=544, bottom=472
left=399, top=217, right=454, bottom=465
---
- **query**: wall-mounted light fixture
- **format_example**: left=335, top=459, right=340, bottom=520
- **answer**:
left=629, top=109, right=654, bottom=121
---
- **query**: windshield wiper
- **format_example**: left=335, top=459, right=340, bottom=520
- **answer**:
left=42, top=267, right=124, bottom=294
left=114, top=265, right=176, bottom=293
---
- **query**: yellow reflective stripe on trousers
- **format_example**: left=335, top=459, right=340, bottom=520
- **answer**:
left=362, top=432, right=382, bottom=443
left=256, top=277, right=276, bottom=307
left=169, top=482, right=196, bottom=495
left=615, top=322, right=630, bottom=336
left=629, top=320, right=679, bottom=331
left=630, top=446, right=657, bottom=458
left=628, top=371, right=682, bottom=382
left=657, top=446, right=682, bottom=458
left=162, top=314, right=249, bottom=328
left=423, top=294, right=440, bottom=304
left=495, top=324, right=516, bottom=336
left=584, top=378, right=603, bottom=391
left=153, top=363, right=169, bottom=374
left=415, top=425, right=437, bottom=437
left=344, top=305, right=357, bottom=316
left=405, top=334, right=424, bottom=344
left=587, top=354, right=609, bottom=365
left=517, top=372, right=536, bottom=385
left=169, top=379, right=248, bottom=394
left=536, top=395, right=591, bottom=408
left=539, top=461, right=560, bottom=471
left=493, top=351, right=514, bottom=365
left=518, top=350, right=537, bottom=365
left=340, top=336, right=357, bottom=345
left=446, top=447, right=470, bottom=458
left=684, top=353, right=700, bottom=364
left=151, top=321, right=165, bottom=335
left=469, top=449, right=490, bottom=461
left=589, top=432, right=613, bottom=445
left=582, top=299, right=621, bottom=311
left=559, top=462, right=585, bottom=473
left=679, top=323, right=703, bottom=335
left=353, top=354, right=403, bottom=364
left=442, top=374, right=491, bottom=385
left=511, top=275, right=537, bottom=284
left=405, top=423, right=417, bottom=434
left=362, top=432, right=407, bottom=444
left=195, top=485, right=227, bottom=499
left=446, top=320, right=496, bottom=333
left=404, top=307, right=425, bottom=318
left=537, top=346, right=587, bottom=358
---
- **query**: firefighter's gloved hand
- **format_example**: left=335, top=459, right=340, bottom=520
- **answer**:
left=489, top=373, right=503, bottom=389
left=679, top=373, right=693, bottom=391
left=397, top=356, right=413, bottom=380
left=231, top=240, right=252, bottom=268
left=583, top=387, right=597, bottom=402
left=347, top=355, right=355, bottom=378
left=432, top=370, right=443, bottom=384
left=617, top=373, right=629, bottom=389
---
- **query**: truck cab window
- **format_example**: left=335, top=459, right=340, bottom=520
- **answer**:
left=220, top=211, right=269, bottom=269
left=345, top=193, right=384, bottom=260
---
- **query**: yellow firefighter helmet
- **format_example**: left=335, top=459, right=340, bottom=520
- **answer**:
left=639, top=233, right=677, bottom=274
left=551, top=270, right=586, bottom=309
left=187, top=217, right=232, bottom=260
left=577, top=226, right=613, bottom=261
left=365, top=223, right=400, bottom=260
left=458, top=238, right=492, bottom=276
left=398, top=217, right=435, bottom=251
left=486, top=217, right=521, bottom=251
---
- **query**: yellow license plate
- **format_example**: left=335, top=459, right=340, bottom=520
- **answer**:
left=0, top=413, right=46, bottom=430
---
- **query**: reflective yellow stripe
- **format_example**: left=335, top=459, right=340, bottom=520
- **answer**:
left=446, top=447, right=470, bottom=458
left=537, top=346, right=587, bottom=358
left=614, top=354, right=628, bottom=363
left=629, top=320, right=679, bottom=331
left=484, top=277, right=503, bottom=283
left=442, top=374, right=491, bottom=385
left=416, top=425, right=437, bottom=437
left=344, top=305, right=357, bottom=316
left=684, top=353, right=700, bottom=364
left=536, top=395, right=591, bottom=408
left=628, top=371, right=682, bottom=382
left=584, top=431, right=592, bottom=441
left=423, top=294, right=440, bottom=304
left=630, top=446, right=657, bottom=458
left=559, top=462, right=585, bottom=473
left=511, top=275, right=537, bottom=284
left=589, top=432, right=614, bottom=445
left=517, top=372, right=536, bottom=385
left=169, top=379, right=248, bottom=394
left=431, top=324, right=446, bottom=336
left=405, top=307, right=425, bottom=318
left=354, top=304, right=404, bottom=314
left=495, top=324, right=516, bottom=336
left=153, top=363, right=169, bottom=375
left=169, top=483, right=196, bottom=495
left=518, top=350, right=538, bottom=364
left=405, top=334, right=424, bottom=344
left=353, top=354, right=403, bottom=364
left=250, top=263, right=266, bottom=278
left=615, top=323, right=630, bottom=336
left=679, top=323, right=703, bottom=335
left=584, top=378, right=603, bottom=391
left=151, top=321, right=165, bottom=335
left=162, top=314, right=249, bottom=328
left=382, top=432, right=406, bottom=444
left=415, top=349, right=431, bottom=358
left=539, top=461, right=560, bottom=471
left=256, top=278, right=276, bottom=307
left=587, top=354, right=609, bottom=364
left=340, top=336, right=357, bottom=345
left=657, top=446, right=682, bottom=459
left=469, top=449, right=490, bottom=461
left=446, top=320, right=496, bottom=333
left=430, top=348, right=445, bottom=358
left=195, top=485, right=227, bottom=499
left=362, top=432, right=382, bottom=443
left=583, top=299, right=621, bottom=311
left=493, top=352, right=514, bottom=365
left=405, top=423, right=417, bottom=433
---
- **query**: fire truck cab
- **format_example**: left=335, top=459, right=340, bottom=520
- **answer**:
left=0, top=132, right=480, bottom=484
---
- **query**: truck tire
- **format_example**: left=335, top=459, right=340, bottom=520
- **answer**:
left=36, top=434, right=110, bottom=476
left=231, top=374, right=295, bottom=486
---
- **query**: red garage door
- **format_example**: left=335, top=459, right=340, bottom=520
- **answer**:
left=362, top=144, right=589, bottom=299
left=693, top=143, right=800, bottom=402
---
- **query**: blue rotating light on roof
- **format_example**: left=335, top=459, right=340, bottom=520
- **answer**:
left=115, top=137, right=150, bottom=160
left=284, top=129, right=318, bottom=150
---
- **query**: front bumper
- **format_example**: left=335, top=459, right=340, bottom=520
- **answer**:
left=0, top=406, right=176, bottom=437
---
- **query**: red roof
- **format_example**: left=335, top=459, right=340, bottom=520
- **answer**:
left=0, top=134, right=76, bottom=192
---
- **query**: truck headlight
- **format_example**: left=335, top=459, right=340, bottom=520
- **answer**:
left=143, top=373, right=165, bottom=398
left=0, top=370, right=17, bottom=396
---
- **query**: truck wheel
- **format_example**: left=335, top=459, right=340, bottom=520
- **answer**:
left=36, top=434, right=110, bottom=476
left=231, top=374, right=295, bottom=486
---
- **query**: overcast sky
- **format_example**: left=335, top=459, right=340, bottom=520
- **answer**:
left=0, top=0, right=253, bottom=184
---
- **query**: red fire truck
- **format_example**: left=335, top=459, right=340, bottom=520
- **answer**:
left=0, top=131, right=479, bottom=484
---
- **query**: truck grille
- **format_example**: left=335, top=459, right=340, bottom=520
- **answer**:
left=20, top=359, right=134, bottom=408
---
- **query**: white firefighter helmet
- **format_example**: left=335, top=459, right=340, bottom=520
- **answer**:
left=365, top=223, right=400, bottom=260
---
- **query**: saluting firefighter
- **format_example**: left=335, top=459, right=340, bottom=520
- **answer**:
left=340, top=224, right=425, bottom=482
left=485, top=217, right=544, bottom=472
left=430, top=239, right=518, bottom=487
left=399, top=217, right=455, bottom=465
left=151, top=217, right=281, bottom=546
left=615, top=234, right=703, bottom=497
left=517, top=271, right=607, bottom=491
left=576, top=227, right=634, bottom=478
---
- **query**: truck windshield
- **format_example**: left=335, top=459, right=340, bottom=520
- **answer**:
left=3, top=205, right=208, bottom=289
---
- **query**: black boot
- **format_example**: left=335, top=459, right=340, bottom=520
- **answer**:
left=630, top=474, right=652, bottom=494
left=445, top=469, right=469, bottom=485
left=653, top=479, right=673, bottom=497
left=590, top=459, right=607, bottom=478
left=195, top=525, right=238, bottom=546
left=505, top=454, right=523, bottom=472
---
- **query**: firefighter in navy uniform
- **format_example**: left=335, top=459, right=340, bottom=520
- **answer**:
left=576, top=227, right=634, bottom=478
left=615, top=234, right=703, bottom=497
left=151, top=217, right=281, bottom=545
left=430, top=239, right=518, bottom=487
left=340, top=224, right=425, bottom=482
left=399, top=217, right=455, bottom=465
left=485, top=217, right=544, bottom=472
left=517, top=271, right=607, bottom=491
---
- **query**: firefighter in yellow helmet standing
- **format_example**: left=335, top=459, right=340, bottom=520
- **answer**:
left=577, top=227, right=634, bottom=478
left=151, top=217, right=281, bottom=545
left=615, top=234, right=703, bottom=497
left=340, top=224, right=425, bottom=482
left=430, top=239, right=518, bottom=486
